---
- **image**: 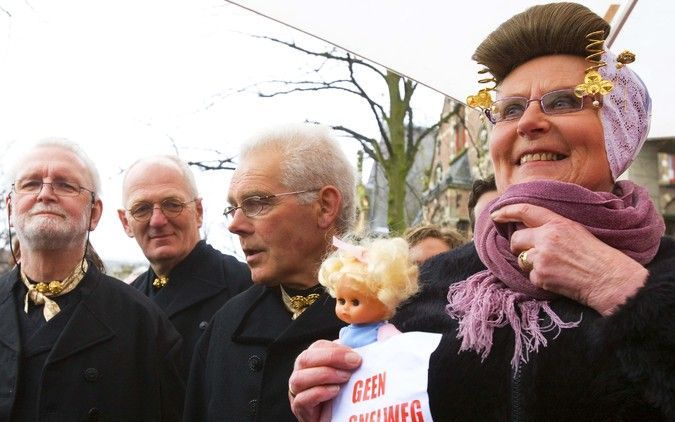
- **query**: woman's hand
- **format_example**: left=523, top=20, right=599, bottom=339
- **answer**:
left=289, top=340, right=362, bottom=422
left=491, top=203, right=649, bottom=316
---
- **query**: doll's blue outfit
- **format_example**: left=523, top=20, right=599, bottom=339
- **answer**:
left=339, top=321, right=385, bottom=348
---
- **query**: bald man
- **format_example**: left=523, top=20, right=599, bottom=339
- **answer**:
left=118, top=155, right=251, bottom=378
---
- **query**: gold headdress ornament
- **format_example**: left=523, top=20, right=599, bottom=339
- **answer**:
left=466, top=66, right=497, bottom=111
left=574, top=30, right=614, bottom=107
left=574, top=30, right=637, bottom=108
left=468, top=29, right=637, bottom=115
left=616, top=50, right=636, bottom=68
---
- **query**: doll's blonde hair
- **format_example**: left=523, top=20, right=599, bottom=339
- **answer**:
left=318, top=237, right=419, bottom=319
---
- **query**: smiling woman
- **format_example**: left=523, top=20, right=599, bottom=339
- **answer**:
left=489, top=55, right=613, bottom=193
left=288, top=3, right=674, bottom=421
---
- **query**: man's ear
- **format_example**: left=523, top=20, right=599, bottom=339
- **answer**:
left=194, top=198, right=204, bottom=229
left=117, top=208, right=135, bottom=237
left=316, top=186, right=342, bottom=230
left=88, top=198, right=104, bottom=231
left=6, top=194, right=13, bottom=228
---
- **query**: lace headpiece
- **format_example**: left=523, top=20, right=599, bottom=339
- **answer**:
left=593, top=47, right=651, bottom=179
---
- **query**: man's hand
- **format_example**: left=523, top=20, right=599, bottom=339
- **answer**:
left=289, top=340, right=362, bottom=422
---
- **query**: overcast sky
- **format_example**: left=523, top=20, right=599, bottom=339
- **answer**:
left=0, top=0, right=444, bottom=264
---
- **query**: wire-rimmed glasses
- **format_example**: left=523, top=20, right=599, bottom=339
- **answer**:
left=223, top=189, right=320, bottom=219
left=485, top=88, right=594, bottom=124
left=127, top=198, right=197, bottom=222
left=12, top=179, right=94, bottom=197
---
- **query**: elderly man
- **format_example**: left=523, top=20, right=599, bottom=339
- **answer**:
left=118, top=155, right=251, bottom=378
left=0, top=139, right=183, bottom=421
left=184, top=124, right=355, bottom=421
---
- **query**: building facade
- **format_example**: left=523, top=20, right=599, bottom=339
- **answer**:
left=627, top=136, right=675, bottom=237
left=418, top=98, right=490, bottom=235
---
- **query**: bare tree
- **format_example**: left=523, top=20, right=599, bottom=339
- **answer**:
left=249, top=36, right=460, bottom=234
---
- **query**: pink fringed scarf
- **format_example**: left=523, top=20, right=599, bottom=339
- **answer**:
left=446, top=180, right=665, bottom=368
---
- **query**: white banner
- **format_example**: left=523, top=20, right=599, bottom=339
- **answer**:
left=330, top=331, right=442, bottom=422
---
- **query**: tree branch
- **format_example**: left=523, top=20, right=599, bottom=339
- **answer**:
left=252, top=35, right=387, bottom=79
left=187, top=159, right=236, bottom=171
left=346, top=59, right=389, bottom=146
left=258, top=80, right=362, bottom=98
left=406, top=106, right=414, bottom=158
left=330, top=125, right=382, bottom=163
left=461, top=113, right=481, bottom=158
left=248, top=35, right=392, bottom=160
left=409, top=105, right=457, bottom=162
left=403, top=79, right=416, bottom=105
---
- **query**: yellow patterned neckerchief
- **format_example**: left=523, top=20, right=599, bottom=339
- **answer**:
left=21, top=260, right=88, bottom=321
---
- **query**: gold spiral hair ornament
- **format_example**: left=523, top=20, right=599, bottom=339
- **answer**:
left=466, top=66, right=497, bottom=111
left=574, top=30, right=614, bottom=107
left=583, top=30, right=608, bottom=73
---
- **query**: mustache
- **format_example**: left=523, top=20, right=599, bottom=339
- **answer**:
left=29, top=206, right=66, bottom=217
left=148, top=231, right=173, bottom=238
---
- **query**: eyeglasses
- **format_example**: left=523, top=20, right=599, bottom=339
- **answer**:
left=223, top=189, right=320, bottom=219
left=127, top=198, right=197, bottom=222
left=485, top=88, right=595, bottom=124
left=12, top=179, right=94, bottom=197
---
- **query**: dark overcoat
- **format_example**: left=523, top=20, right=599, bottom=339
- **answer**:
left=184, top=284, right=345, bottom=422
left=0, top=265, right=185, bottom=422
left=132, top=240, right=251, bottom=377
left=393, top=237, right=675, bottom=421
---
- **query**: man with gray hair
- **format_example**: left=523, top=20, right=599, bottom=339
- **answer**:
left=0, top=139, right=184, bottom=420
left=118, top=155, right=251, bottom=379
left=184, top=124, right=356, bottom=421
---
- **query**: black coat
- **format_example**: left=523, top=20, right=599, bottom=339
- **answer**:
left=0, top=265, right=185, bottom=422
left=184, top=284, right=345, bottom=422
left=132, top=240, right=251, bottom=378
left=393, top=237, right=675, bottom=421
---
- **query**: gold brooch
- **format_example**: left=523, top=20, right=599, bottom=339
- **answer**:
left=466, top=66, right=496, bottom=111
left=280, top=285, right=320, bottom=320
left=574, top=70, right=614, bottom=97
left=574, top=30, right=614, bottom=107
left=616, top=50, right=636, bottom=69
left=153, top=275, right=169, bottom=289
left=35, top=281, right=64, bottom=294
left=467, top=88, right=494, bottom=109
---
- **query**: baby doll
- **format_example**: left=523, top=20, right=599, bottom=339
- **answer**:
left=318, top=236, right=419, bottom=348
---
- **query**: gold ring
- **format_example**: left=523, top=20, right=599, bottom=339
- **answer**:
left=518, top=250, right=534, bottom=272
left=289, top=385, right=297, bottom=400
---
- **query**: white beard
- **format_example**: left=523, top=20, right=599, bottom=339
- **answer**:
left=12, top=205, right=90, bottom=251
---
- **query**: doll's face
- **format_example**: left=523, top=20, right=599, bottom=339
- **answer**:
left=334, top=279, right=389, bottom=325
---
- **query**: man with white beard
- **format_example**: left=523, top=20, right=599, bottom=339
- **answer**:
left=0, top=139, right=185, bottom=421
